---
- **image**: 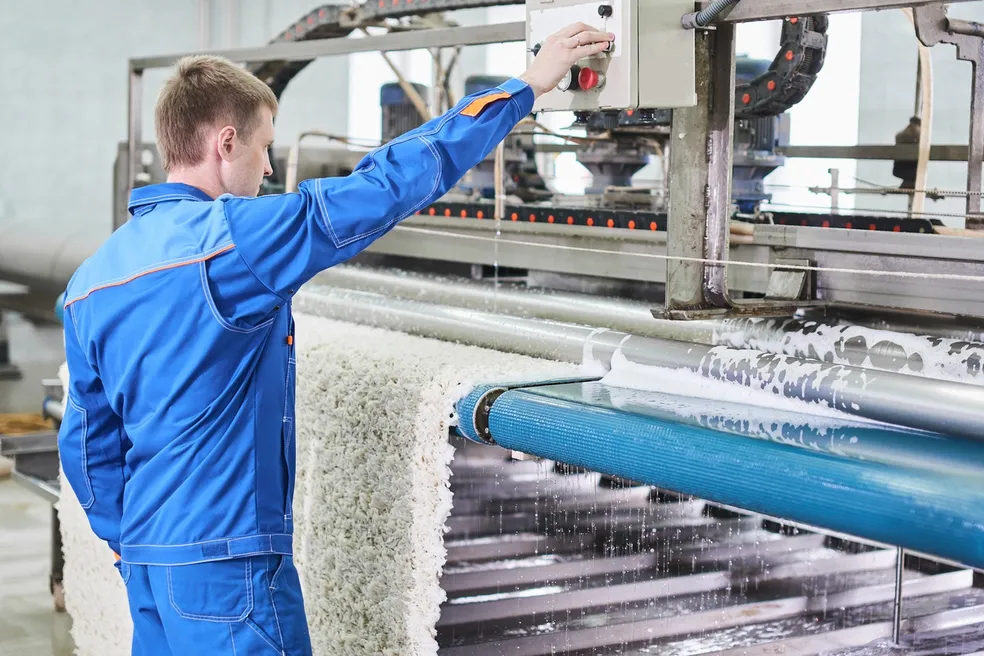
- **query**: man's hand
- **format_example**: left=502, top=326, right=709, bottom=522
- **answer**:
left=519, top=23, right=615, bottom=98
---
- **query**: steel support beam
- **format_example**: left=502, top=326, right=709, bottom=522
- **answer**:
left=777, top=143, right=970, bottom=161
left=129, top=22, right=526, bottom=71
left=913, top=4, right=984, bottom=222
left=704, top=0, right=978, bottom=23
left=124, top=69, right=143, bottom=228
left=665, top=24, right=736, bottom=314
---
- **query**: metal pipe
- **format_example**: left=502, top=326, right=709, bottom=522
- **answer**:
left=313, top=268, right=984, bottom=387
left=707, top=0, right=978, bottom=24
left=129, top=22, right=527, bottom=71
left=0, top=222, right=108, bottom=294
left=295, top=286, right=984, bottom=439
left=43, top=398, right=64, bottom=423
left=359, top=27, right=432, bottom=123
left=309, top=267, right=660, bottom=334
left=293, top=287, right=629, bottom=366
left=893, top=546, right=905, bottom=644
left=285, top=131, right=342, bottom=193
left=126, top=68, right=143, bottom=224
left=618, top=336, right=984, bottom=441
left=948, top=17, right=984, bottom=39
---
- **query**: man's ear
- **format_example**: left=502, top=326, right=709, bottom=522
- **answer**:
left=217, top=125, right=238, bottom=162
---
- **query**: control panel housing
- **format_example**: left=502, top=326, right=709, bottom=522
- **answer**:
left=526, top=0, right=696, bottom=112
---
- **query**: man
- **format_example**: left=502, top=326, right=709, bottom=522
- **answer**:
left=57, top=22, right=614, bottom=655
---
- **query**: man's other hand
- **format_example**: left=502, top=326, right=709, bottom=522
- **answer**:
left=519, top=23, right=615, bottom=97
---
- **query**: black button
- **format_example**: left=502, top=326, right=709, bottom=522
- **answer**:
left=598, top=4, right=612, bottom=17
left=532, top=42, right=541, bottom=56
left=274, top=305, right=280, bottom=311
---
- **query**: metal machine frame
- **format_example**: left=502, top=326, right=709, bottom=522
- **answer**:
left=121, top=0, right=984, bottom=326
left=7, top=1, right=979, bottom=646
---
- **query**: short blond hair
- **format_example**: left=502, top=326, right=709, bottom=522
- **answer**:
left=155, top=55, right=278, bottom=172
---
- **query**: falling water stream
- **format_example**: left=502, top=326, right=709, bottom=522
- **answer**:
left=492, top=141, right=505, bottom=312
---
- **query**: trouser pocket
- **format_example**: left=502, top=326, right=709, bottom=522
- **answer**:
left=161, top=556, right=289, bottom=655
left=167, top=558, right=253, bottom=622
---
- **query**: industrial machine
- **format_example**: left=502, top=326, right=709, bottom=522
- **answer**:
left=8, top=0, right=984, bottom=652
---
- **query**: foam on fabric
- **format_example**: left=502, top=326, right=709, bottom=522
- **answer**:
left=711, top=317, right=984, bottom=384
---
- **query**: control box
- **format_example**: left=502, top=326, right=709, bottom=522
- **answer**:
left=526, top=0, right=696, bottom=112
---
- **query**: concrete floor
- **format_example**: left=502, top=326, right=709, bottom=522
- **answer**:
left=0, top=479, right=73, bottom=655
left=0, top=311, right=74, bottom=654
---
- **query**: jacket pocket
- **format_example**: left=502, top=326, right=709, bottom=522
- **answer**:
left=283, top=417, right=294, bottom=521
left=167, top=558, right=253, bottom=622
left=65, top=397, right=95, bottom=509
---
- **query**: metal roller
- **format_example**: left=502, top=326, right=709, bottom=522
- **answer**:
left=294, top=286, right=628, bottom=365
left=309, top=268, right=661, bottom=334
left=296, top=286, right=984, bottom=439
left=314, top=267, right=984, bottom=386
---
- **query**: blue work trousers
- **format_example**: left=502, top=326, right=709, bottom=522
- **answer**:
left=119, top=554, right=312, bottom=655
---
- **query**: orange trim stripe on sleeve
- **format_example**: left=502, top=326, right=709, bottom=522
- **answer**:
left=461, top=91, right=511, bottom=117
left=64, top=243, right=236, bottom=308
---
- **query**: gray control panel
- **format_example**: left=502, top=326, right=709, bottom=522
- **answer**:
left=526, top=0, right=697, bottom=111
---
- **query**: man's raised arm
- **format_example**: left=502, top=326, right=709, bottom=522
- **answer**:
left=222, top=23, right=613, bottom=299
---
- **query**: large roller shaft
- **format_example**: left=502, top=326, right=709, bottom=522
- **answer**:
left=455, top=381, right=984, bottom=570
left=315, top=267, right=984, bottom=386
left=296, top=286, right=984, bottom=439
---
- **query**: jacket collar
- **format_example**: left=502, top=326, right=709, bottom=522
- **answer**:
left=128, top=182, right=214, bottom=215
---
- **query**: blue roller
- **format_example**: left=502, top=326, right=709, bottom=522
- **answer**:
left=455, top=381, right=984, bottom=569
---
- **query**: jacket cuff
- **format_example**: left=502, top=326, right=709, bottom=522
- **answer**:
left=499, top=77, right=536, bottom=116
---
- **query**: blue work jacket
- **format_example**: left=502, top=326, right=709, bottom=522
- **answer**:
left=57, top=77, right=534, bottom=566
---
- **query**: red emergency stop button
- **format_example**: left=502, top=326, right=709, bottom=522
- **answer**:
left=578, top=67, right=601, bottom=90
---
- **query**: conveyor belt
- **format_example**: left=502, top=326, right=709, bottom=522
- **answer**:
left=439, top=451, right=984, bottom=654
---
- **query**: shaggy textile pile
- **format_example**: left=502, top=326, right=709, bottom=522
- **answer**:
left=59, top=314, right=577, bottom=655
left=291, top=314, right=578, bottom=655
left=57, top=466, right=132, bottom=654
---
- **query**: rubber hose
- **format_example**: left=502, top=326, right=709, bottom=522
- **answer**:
left=693, top=0, right=741, bottom=27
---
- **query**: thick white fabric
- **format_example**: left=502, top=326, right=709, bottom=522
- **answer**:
left=57, top=465, right=132, bottom=654
left=59, top=314, right=577, bottom=655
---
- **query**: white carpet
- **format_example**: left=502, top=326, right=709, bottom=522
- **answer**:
left=59, top=314, right=578, bottom=655
left=57, top=465, right=132, bottom=654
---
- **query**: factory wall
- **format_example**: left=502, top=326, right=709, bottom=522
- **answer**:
left=0, top=0, right=349, bottom=235
left=855, top=3, right=984, bottom=227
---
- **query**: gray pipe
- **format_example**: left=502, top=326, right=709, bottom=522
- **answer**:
left=293, top=287, right=629, bottom=367
left=295, top=286, right=984, bottom=440
left=0, top=222, right=107, bottom=294
left=314, top=267, right=984, bottom=387
left=310, top=267, right=662, bottom=336
left=617, top=337, right=984, bottom=442
left=704, top=317, right=984, bottom=385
